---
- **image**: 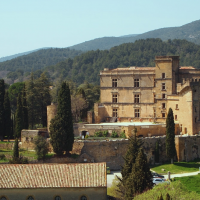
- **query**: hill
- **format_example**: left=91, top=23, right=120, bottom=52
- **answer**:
left=46, top=38, right=200, bottom=86
left=0, top=48, right=82, bottom=72
left=69, top=20, right=200, bottom=51
left=0, top=48, right=50, bottom=62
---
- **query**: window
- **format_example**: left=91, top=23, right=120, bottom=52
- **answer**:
left=134, top=94, right=140, bottom=103
left=153, top=108, right=156, bottom=118
left=195, top=117, right=197, bottom=123
left=180, top=124, right=182, bottom=132
left=162, top=113, right=165, bottom=118
left=162, top=94, right=166, bottom=99
left=0, top=197, right=7, bottom=200
left=81, top=196, right=87, bottom=200
left=162, top=103, right=166, bottom=109
left=154, top=94, right=156, bottom=103
left=185, top=127, right=187, bottom=134
left=112, top=79, right=117, bottom=87
left=113, top=109, right=118, bottom=117
left=55, top=196, right=61, bottom=200
left=162, top=83, right=166, bottom=90
left=162, top=73, right=165, bottom=79
left=154, top=79, right=156, bottom=87
left=135, top=109, right=140, bottom=118
left=195, top=78, right=197, bottom=82
left=134, top=79, right=139, bottom=87
left=175, top=115, right=177, bottom=120
left=176, top=104, right=178, bottom=110
left=27, top=196, right=34, bottom=200
left=112, top=94, right=118, bottom=103
left=195, top=107, right=197, bottom=112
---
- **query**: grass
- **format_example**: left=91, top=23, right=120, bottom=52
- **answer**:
left=174, top=174, right=200, bottom=194
left=0, top=148, right=54, bottom=163
left=151, top=161, right=200, bottom=174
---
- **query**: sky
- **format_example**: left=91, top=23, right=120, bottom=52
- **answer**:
left=0, top=0, right=200, bottom=58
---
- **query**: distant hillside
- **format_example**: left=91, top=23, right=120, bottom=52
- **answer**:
left=46, top=38, right=200, bottom=86
left=0, top=48, right=82, bottom=72
left=0, top=48, right=50, bottom=62
left=69, top=20, right=200, bottom=51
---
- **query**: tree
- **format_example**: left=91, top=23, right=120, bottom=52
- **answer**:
left=4, top=91, right=11, bottom=140
left=22, top=84, right=29, bottom=129
left=0, top=79, right=5, bottom=141
left=125, top=149, right=153, bottom=199
left=50, top=82, right=74, bottom=155
left=166, top=108, right=176, bottom=164
left=13, top=138, right=19, bottom=159
left=118, top=127, right=143, bottom=197
left=33, top=136, right=49, bottom=160
left=15, top=94, right=23, bottom=139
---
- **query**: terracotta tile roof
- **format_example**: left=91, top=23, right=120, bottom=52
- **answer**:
left=179, top=66, right=195, bottom=69
left=111, top=67, right=155, bottom=71
left=0, top=163, right=106, bottom=188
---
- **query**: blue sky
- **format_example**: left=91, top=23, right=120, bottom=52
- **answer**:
left=0, top=0, right=200, bottom=58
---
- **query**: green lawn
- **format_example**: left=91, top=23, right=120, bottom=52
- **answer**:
left=0, top=148, right=54, bottom=163
left=151, top=161, right=200, bottom=174
left=174, top=174, right=200, bottom=194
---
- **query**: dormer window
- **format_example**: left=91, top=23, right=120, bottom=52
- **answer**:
left=162, top=73, right=165, bottom=79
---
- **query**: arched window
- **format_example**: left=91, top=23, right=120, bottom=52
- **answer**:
left=0, top=197, right=7, bottom=200
left=80, top=196, right=87, bottom=200
left=55, top=196, right=61, bottom=200
left=27, top=196, right=34, bottom=200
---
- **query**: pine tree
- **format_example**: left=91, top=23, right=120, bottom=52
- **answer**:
left=0, top=79, right=5, bottom=141
left=166, top=108, right=176, bottom=164
left=22, top=84, right=29, bottom=129
left=15, top=94, right=23, bottom=139
left=125, top=149, right=153, bottom=199
left=50, top=82, right=74, bottom=155
left=118, top=127, right=143, bottom=197
left=13, top=138, right=19, bottom=159
left=4, top=91, right=11, bottom=141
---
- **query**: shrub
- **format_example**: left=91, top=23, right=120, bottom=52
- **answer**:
left=33, top=136, right=49, bottom=160
left=9, top=155, right=29, bottom=164
left=120, top=131, right=126, bottom=138
left=0, top=154, right=5, bottom=160
left=111, top=131, right=118, bottom=138
left=85, top=135, right=89, bottom=139
left=94, top=131, right=102, bottom=137
left=102, top=130, right=108, bottom=137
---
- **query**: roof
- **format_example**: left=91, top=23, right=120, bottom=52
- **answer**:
left=0, top=163, right=106, bottom=189
left=110, top=67, right=155, bottom=71
left=179, top=66, right=195, bottom=69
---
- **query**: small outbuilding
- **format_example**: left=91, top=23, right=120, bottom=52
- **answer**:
left=0, top=163, right=107, bottom=200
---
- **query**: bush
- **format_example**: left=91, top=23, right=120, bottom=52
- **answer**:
left=102, top=130, right=108, bottom=137
left=9, top=155, right=29, bottom=164
left=0, top=154, right=5, bottom=160
left=85, top=135, right=89, bottom=139
left=94, top=131, right=102, bottom=137
left=33, top=136, right=49, bottom=160
left=120, top=131, right=126, bottom=138
left=111, top=131, right=118, bottom=138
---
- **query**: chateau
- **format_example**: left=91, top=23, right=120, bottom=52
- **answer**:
left=94, top=56, right=200, bottom=135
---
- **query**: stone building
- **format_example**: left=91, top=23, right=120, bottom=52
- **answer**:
left=0, top=163, right=107, bottom=200
left=94, top=56, right=200, bottom=135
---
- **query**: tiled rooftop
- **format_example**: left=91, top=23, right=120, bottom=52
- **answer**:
left=0, top=163, right=106, bottom=188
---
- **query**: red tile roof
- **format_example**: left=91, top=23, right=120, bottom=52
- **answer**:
left=0, top=163, right=106, bottom=188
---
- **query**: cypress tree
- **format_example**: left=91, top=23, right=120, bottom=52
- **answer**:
left=15, top=94, right=23, bottom=139
left=50, top=82, right=74, bottom=155
left=0, top=79, right=5, bottom=141
left=155, top=140, right=160, bottom=163
left=4, top=91, right=11, bottom=141
left=22, top=84, right=29, bottom=129
left=13, top=138, right=19, bottom=159
left=166, top=108, right=176, bottom=164
left=125, top=149, right=153, bottom=199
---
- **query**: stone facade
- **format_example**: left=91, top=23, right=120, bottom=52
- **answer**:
left=95, top=56, right=200, bottom=135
